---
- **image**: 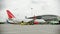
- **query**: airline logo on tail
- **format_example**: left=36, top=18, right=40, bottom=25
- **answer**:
left=6, top=10, right=15, bottom=19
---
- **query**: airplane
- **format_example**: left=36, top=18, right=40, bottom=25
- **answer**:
left=26, top=15, right=60, bottom=24
left=6, top=10, right=32, bottom=25
left=25, top=15, right=46, bottom=25
left=0, top=10, right=60, bottom=25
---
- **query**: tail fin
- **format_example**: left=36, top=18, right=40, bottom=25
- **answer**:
left=6, top=10, right=15, bottom=19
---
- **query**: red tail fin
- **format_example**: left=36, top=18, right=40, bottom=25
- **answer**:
left=6, top=10, right=15, bottom=19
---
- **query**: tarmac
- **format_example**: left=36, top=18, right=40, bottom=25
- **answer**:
left=0, top=24, right=60, bottom=34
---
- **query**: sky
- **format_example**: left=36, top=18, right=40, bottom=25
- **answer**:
left=0, top=0, right=60, bottom=22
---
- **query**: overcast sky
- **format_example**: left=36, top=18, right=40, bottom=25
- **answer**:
left=0, top=0, right=60, bottom=22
